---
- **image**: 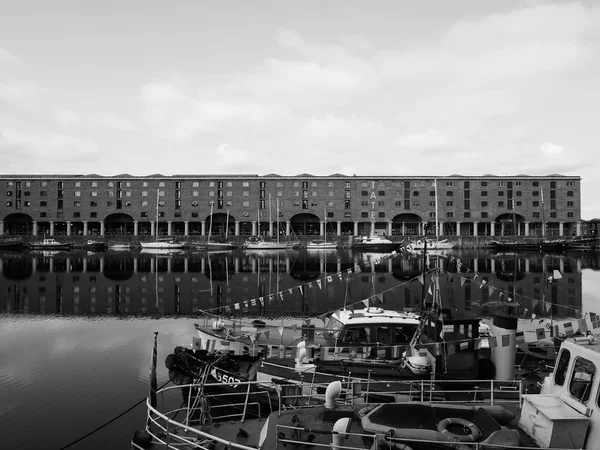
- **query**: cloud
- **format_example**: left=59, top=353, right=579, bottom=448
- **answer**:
left=95, top=113, right=140, bottom=131
left=299, top=114, right=384, bottom=144
left=54, top=109, right=81, bottom=127
left=140, top=81, right=284, bottom=140
left=0, top=80, right=43, bottom=112
left=0, top=129, right=99, bottom=159
left=394, top=129, right=462, bottom=150
left=540, top=142, right=565, bottom=158
left=0, top=48, right=18, bottom=64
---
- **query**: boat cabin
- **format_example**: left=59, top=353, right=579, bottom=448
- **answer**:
left=519, top=336, right=600, bottom=448
left=331, top=307, right=420, bottom=348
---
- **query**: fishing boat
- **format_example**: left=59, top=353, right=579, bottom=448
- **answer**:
left=82, top=239, right=107, bottom=252
left=133, top=332, right=600, bottom=449
left=140, top=189, right=184, bottom=250
left=28, top=238, right=71, bottom=251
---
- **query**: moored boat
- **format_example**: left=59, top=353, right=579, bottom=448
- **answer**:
left=133, top=333, right=600, bottom=449
left=0, top=237, right=24, bottom=251
left=351, top=235, right=399, bottom=252
left=28, top=238, right=71, bottom=251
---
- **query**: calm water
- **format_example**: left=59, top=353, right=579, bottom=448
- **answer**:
left=2, top=248, right=600, bottom=449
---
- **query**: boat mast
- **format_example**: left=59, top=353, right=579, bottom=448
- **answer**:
left=434, top=179, right=439, bottom=241
left=208, top=201, right=214, bottom=243
left=276, top=198, right=280, bottom=243
left=155, top=188, right=159, bottom=238
left=541, top=187, right=546, bottom=238
left=324, top=205, right=327, bottom=244
left=225, top=210, right=229, bottom=240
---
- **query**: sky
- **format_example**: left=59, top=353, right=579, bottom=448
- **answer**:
left=1, top=0, right=599, bottom=218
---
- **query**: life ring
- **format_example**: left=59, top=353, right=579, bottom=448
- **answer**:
left=437, top=418, right=482, bottom=442
left=364, top=307, right=384, bottom=314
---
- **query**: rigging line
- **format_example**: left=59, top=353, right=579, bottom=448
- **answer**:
left=57, top=377, right=173, bottom=450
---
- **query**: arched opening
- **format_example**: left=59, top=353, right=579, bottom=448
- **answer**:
left=206, top=212, right=237, bottom=239
left=3, top=213, right=33, bottom=235
left=290, top=213, right=320, bottom=236
left=496, top=213, right=525, bottom=236
left=392, top=213, right=422, bottom=236
left=104, top=213, right=135, bottom=236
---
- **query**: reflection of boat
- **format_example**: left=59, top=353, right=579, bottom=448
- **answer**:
left=109, top=243, right=132, bottom=251
left=28, top=238, right=71, bottom=251
left=135, top=333, right=600, bottom=450
left=491, top=239, right=566, bottom=252
left=352, top=235, right=399, bottom=252
left=405, top=238, right=456, bottom=251
left=140, top=248, right=185, bottom=256
left=564, top=234, right=599, bottom=250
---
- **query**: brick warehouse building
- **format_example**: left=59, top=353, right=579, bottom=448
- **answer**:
left=0, top=173, right=584, bottom=239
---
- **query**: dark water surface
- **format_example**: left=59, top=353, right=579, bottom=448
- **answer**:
left=2, top=248, right=600, bottom=449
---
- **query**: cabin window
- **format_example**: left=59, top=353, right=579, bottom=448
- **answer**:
left=339, top=326, right=370, bottom=344
left=569, top=357, right=595, bottom=403
left=395, top=327, right=411, bottom=344
left=375, top=326, right=391, bottom=344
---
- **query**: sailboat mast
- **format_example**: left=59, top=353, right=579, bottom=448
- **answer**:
left=434, top=179, right=439, bottom=240
left=541, top=187, right=546, bottom=237
left=324, top=205, right=327, bottom=244
left=208, top=201, right=213, bottom=243
left=156, top=188, right=159, bottom=238
left=276, top=198, right=280, bottom=243
left=269, top=194, right=272, bottom=239
left=225, top=210, right=229, bottom=240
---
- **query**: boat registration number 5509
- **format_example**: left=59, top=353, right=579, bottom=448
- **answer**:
left=210, top=368, right=241, bottom=388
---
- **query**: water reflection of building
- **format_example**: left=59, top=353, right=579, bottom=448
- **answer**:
left=0, top=251, right=591, bottom=318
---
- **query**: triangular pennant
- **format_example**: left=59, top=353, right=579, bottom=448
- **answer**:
left=460, top=277, right=466, bottom=287
left=279, top=292, right=284, bottom=301
left=376, top=293, right=383, bottom=304
left=362, top=299, right=369, bottom=307
left=417, top=274, right=424, bottom=285
left=327, top=276, right=333, bottom=283
left=338, top=273, right=343, bottom=281
left=278, top=326, right=284, bottom=336
left=298, top=286, right=303, bottom=294
left=288, top=288, right=294, bottom=295
left=259, top=297, right=264, bottom=306
left=317, top=279, right=322, bottom=289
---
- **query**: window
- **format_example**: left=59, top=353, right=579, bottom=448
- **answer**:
left=40, top=181, right=48, bottom=187
left=533, top=191, right=539, bottom=197
left=90, top=181, right=97, bottom=187
left=361, top=200, right=368, bottom=206
left=481, top=181, right=487, bottom=187
left=345, top=200, right=351, bottom=209
left=395, top=201, right=402, bottom=206
left=498, top=191, right=504, bottom=196
left=345, top=181, right=351, bottom=188
left=74, top=201, right=81, bottom=207
left=108, top=181, right=114, bottom=187
left=141, top=200, right=148, bottom=207
left=498, top=201, right=504, bottom=207
left=378, top=191, right=385, bottom=196
left=40, top=201, right=47, bottom=207
left=242, top=191, right=249, bottom=197
left=464, top=212, right=471, bottom=218
left=516, top=191, right=522, bottom=196
left=91, top=191, right=98, bottom=197
left=481, top=212, right=488, bottom=218
left=158, top=181, right=165, bottom=187
left=40, top=212, right=46, bottom=217
left=74, top=181, right=81, bottom=187
left=497, top=182, right=504, bottom=187
left=533, top=212, right=540, bottom=218
left=569, top=357, right=595, bottom=402
left=73, top=212, right=80, bottom=218
left=516, top=201, right=522, bottom=207
left=446, top=191, right=453, bottom=197
left=378, top=212, right=385, bottom=218
left=446, top=181, right=453, bottom=187
left=446, top=201, right=453, bottom=207
left=361, top=212, right=368, bottom=218
left=328, top=191, right=334, bottom=197
left=568, top=212, right=574, bottom=218
left=90, top=201, right=97, bottom=207
left=567, top=191, right=574, bottom=197
left=90, top=212, right=97, bottom=218
left=532, top=181, right=539, bottom=187
left=208, top=191, right=215, bottom=197
left=413, top=191, right=419, bottom=196
left=6, top=191, right=12, bottom=196
left=242, top=182, right=249, bottom=187
left=6, top=201, right=12, bottom=207
left=361, top=191, right=368, bottom=196
left=344, top=212, right=351, bottom=218
left=446, top=212, right=453, bottom=218
left=40, top=191, right=47, bottom=197
left=242, top=201, right=250, bottom=207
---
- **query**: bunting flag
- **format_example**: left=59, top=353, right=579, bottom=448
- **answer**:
left=346, top=268, right=353, bottom=274
left=317, top=280, right=322, bottom=289
left=460, top=277, right=466, bottom=287
left=535, top=328, right=545, bottom=340
left=489, top=286, right=496, bottom=296
left=563, top=322, right=574, bottom=336
left=480, top=279, right=487, bottom=288
left=327, top=276, right=333, bottom=282
left=307, top=282, right=313, bottom=289
left=251, top=298, right=256, bottom=306
left=362, top=299, right=369, bottom=307
left=376, top=293, right=383, bottom=304
left=288, top=288, right=294, bottom=295
left=259, top=297, right=264, bottom=306
left=501, top=334, right=510, bottom=347
left=515, top=331, right=525, bottom=344
left=234, top=303, right=240, bottom=310
left=460, top=341, right=469, bottom=351
left=279, top=292, right=284, bottom=301
left=269, top=294, right=274, bottom=303
left=278, top=326, right=284, bottom=336
left=298, top=286, right=303, bottom=294
left=417, top=274, right=424, bottom=285
left=355, top=265, right=362, bottom=273
left=338, top=273, right=343, bottom=281
left=579, top=318, right=589, bottom=334
left=447, top=343, right=456, bottom=355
